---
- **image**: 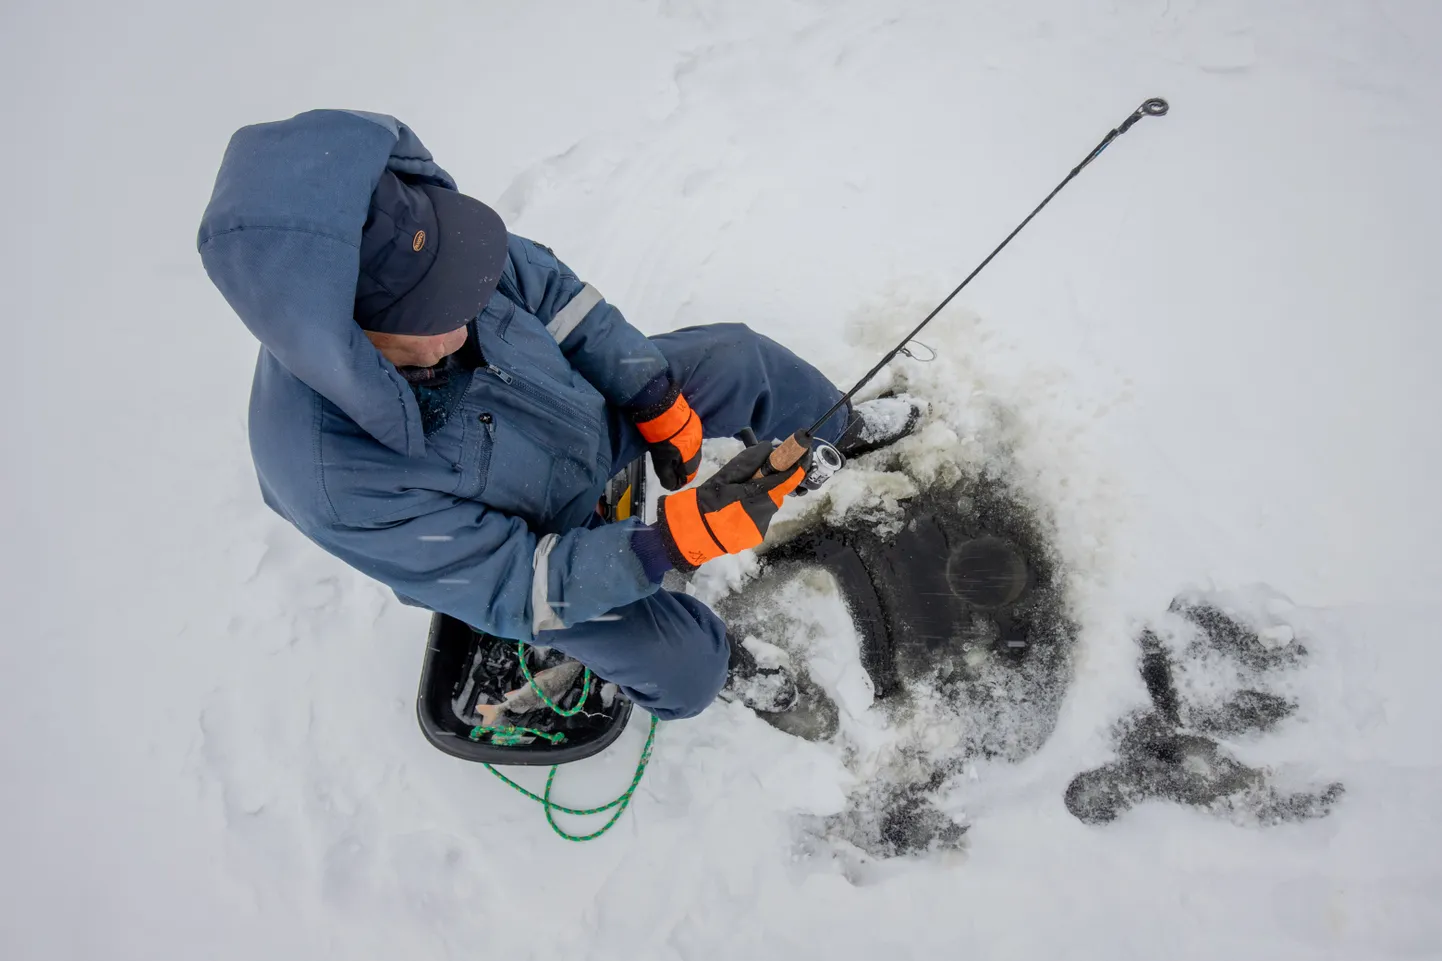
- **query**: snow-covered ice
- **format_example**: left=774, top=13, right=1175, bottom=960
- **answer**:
left=4, top=1, right=1442, bottom=958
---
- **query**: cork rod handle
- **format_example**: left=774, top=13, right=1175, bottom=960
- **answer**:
left=753, top=432, right=810, bottom=479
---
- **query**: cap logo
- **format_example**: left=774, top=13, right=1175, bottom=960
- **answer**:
left=412, top=230, right=426, bottom=252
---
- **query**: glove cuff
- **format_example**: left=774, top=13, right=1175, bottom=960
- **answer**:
left=635, top=390, right=695, bottom=446
left=625, top=373, right=680, bottom=423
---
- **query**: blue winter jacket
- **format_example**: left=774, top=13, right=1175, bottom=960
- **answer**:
left=198, top=110, right=670, bottom=639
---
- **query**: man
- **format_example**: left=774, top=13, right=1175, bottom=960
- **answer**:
left=198, top=110, right=918, bottom=720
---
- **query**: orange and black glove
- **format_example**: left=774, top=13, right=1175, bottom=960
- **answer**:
left=656, top=442, right=811, bottom=572
left=633, top=381, right=703, bottom=491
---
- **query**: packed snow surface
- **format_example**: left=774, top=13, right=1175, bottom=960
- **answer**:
left=4, top=1, right=1441, bottom=959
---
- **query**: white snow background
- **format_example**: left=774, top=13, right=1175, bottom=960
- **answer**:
left=4, top=1, right=1441, bottom=958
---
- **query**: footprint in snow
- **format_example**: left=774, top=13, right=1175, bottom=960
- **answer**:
left=1065, top=592, right=1345, bottom=826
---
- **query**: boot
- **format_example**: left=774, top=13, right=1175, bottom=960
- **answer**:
left=836, top=395, right=925, bottom=459
left=722, top=634, right=799, bottom=713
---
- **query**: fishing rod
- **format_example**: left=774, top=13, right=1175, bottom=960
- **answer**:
left=761, top=97, right=1170, bottom=485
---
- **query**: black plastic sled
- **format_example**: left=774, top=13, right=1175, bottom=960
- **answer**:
left=415, top=459, right=646, bottom=767
left=416, top=613, right=635, bottom=766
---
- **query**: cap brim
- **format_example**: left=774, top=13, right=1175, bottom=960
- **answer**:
left=380, top=184, right=508, bottom=335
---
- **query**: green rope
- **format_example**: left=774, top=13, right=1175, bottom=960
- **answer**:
left=481, top=642, right=659, bottom=842
left=484, top=714, right=659, bottom=842
left=470, top=724, right=567, bottom=746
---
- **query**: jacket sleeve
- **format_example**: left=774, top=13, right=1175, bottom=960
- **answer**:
left=308, top=497, right=661, bottom=640
left=503, top=234, right=670, bottom=407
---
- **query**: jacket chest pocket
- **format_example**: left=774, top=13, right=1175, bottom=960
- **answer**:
left=454, top=365, right=604, bottom=526
left=456, top=407, right=557, bottom=524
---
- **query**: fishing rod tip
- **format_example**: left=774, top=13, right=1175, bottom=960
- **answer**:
left=1142, top=98, right=1170, bottom=116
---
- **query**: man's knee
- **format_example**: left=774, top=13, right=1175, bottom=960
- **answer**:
left=656, top=322, right=771, bottom=382
left=646, top=637, right=729, bottom=720
left=546, top=592, right=731, bottom=721
left=697, top=322, right=778, bottom=368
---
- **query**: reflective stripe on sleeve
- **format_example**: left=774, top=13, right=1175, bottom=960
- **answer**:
left=531, top=533, right=567, bottom=633
left=545, top=284, right=604, bottom=345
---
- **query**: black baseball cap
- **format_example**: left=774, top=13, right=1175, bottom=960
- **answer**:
left=353, top=171, right=508, bottom=335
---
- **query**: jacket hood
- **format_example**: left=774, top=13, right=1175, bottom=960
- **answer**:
left=198, top=109, right=461, bottom=457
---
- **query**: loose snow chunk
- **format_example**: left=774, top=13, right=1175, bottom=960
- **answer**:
left=1259, top=625, right=1296, bottom=648
left=741, top=635, right=791, bottom=669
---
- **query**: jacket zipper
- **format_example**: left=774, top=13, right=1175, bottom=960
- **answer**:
left=470, top=412, right=494, bottom=495
left=482, top=361, right=601, bottom=433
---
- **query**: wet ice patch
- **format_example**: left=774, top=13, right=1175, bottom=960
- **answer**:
left=705, top=422, right=1081, bottom=859
left=670, top=289, right=1132, bottom=861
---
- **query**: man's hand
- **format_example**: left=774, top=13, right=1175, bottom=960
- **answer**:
left=633, top=382, right=703, bottom=490
left=656, top=442, right=810, bottom=572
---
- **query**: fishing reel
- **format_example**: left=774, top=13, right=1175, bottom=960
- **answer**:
left=794, top=438, right=844, bottom=495
left=738, top=428, right=845, bottom=496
